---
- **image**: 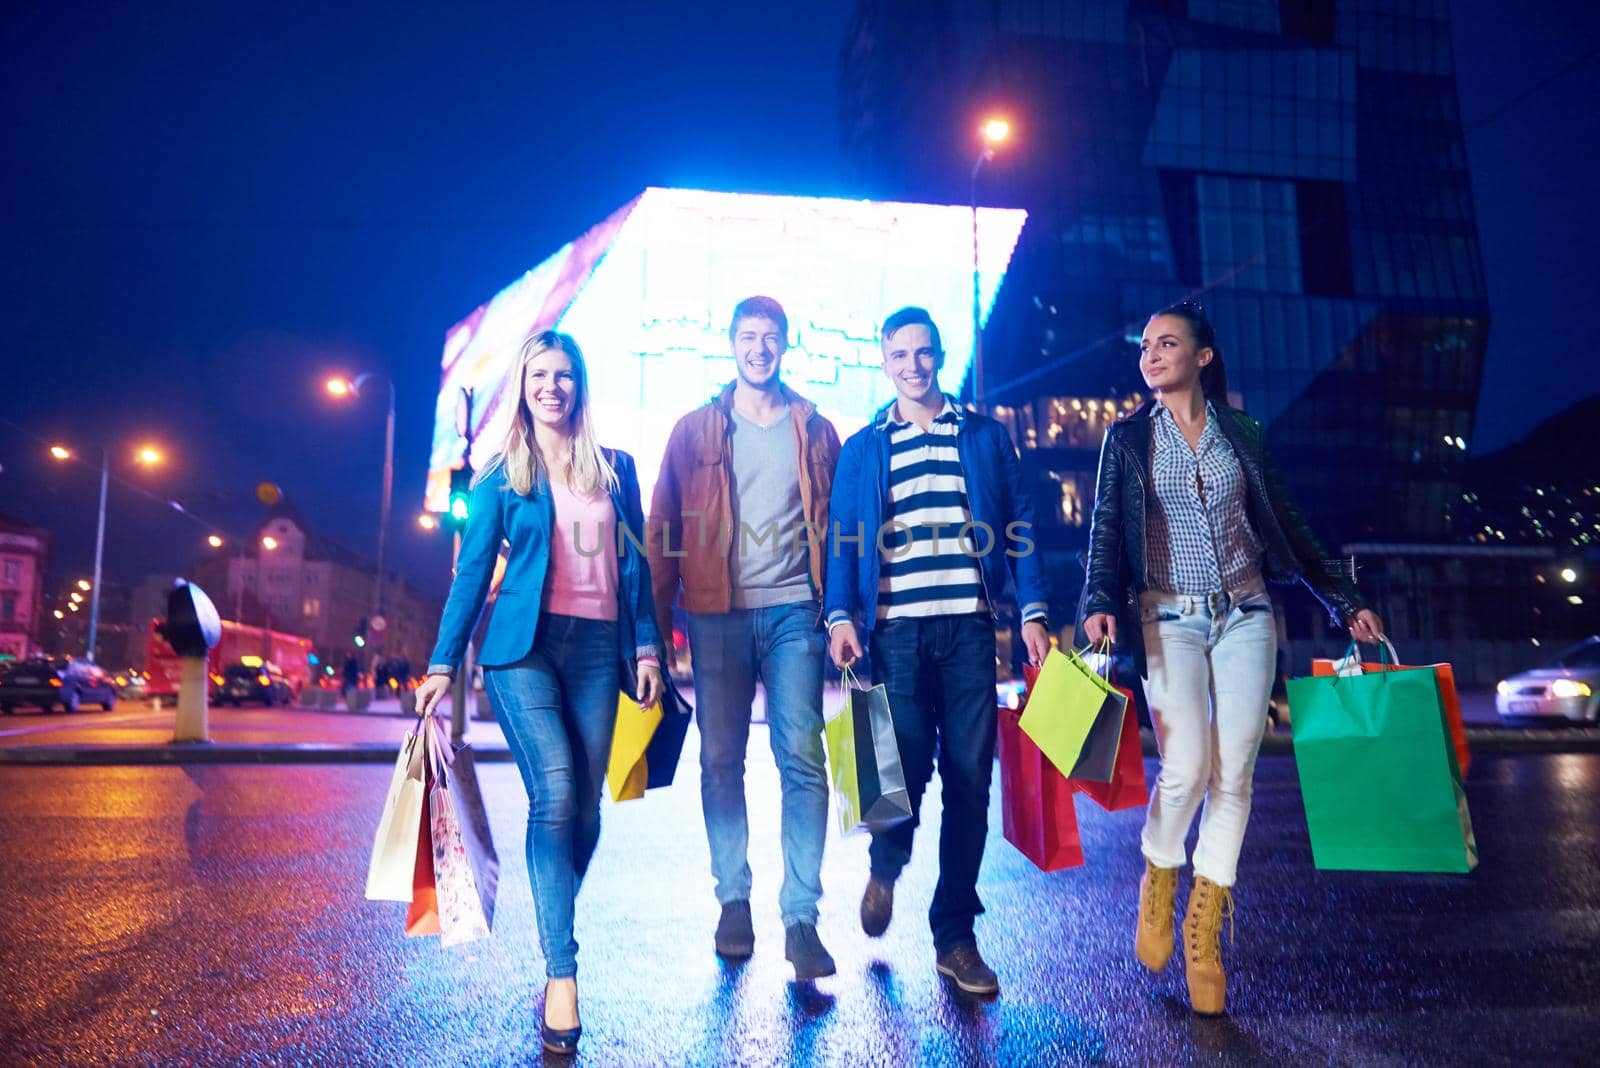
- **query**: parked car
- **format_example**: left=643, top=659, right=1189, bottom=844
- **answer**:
left=214, top=661, right=296, bottom=706
left=0, top=657, right=118, bottom=713
left=1496, top=636, right=1600, bottom=723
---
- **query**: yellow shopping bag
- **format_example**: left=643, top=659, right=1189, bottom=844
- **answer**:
left=1017, top=645, right=1121, bottom=779
left=608, top=690, right=663, bottom=802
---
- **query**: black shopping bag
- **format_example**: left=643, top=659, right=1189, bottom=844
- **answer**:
left=644, top=670, right=694, bottom=790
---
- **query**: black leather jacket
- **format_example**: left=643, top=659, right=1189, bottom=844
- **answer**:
left=1076, top=402, right=1366, bottom=677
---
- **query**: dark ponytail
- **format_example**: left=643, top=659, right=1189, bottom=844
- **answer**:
left=1155, top=301, right=1230, bottom=405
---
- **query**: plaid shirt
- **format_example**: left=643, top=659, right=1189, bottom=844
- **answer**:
left=1146, top=401, right=1264, bottom=595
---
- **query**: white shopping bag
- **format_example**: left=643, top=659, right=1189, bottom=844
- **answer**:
left=365, top=728, right=427, bottom=902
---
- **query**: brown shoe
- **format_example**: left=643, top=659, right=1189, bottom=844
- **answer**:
left=860, top=877, right=894, bottom=937
left=1135, top=858, right=1179, bottom=972
left=935, top=942, right=1000, bottom=996
left=1181, top=874, right=1233, bottom=1016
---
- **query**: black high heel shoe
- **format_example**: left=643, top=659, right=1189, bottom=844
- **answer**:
left=540, top=983, right=581, bottom=1055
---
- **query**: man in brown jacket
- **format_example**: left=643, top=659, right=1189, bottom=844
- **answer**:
left=649, top=296, right=842, bottom=980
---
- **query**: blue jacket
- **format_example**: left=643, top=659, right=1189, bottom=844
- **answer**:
left=427, top=449, right=662, bottom=673
left=823, top=397, right=1050, bottom=644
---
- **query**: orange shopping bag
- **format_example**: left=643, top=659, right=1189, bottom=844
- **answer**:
left=404, top=752, right=441, bottom=937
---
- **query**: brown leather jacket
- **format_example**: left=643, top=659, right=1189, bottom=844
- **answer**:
left=648, top=381, right=841, bottom=641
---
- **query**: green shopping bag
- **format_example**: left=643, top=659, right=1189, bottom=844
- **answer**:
left=1017, top=645, right=1123, bottom=780
left=1288, top=645, right=1478, bottom=874
left=822, top=666, right=913, bottom=836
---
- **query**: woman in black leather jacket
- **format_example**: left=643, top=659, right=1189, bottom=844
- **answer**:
left=1078, top=301, right=1384, bottom=1016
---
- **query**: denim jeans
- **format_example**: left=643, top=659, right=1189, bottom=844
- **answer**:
left=1138, top=580, right=1277, bottom=886
left=482, top=613, right=619, bottom=979
left=866, top=613, right=997, bottom=953
left=687, top=602, right=828, bottom=926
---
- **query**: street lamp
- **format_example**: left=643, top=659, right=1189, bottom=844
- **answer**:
left=417, top=513, right=439, bottom=532
left=48, top=440, right=165, bottom=662
left=971, top=114, right=1012, bottom=410
left=207, top=534, right=224, bottom=549
left=325, top=372, right=396, bottom=657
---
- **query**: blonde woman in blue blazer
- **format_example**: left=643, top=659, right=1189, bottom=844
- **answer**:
left=417, top=330, right=663, bottom=1055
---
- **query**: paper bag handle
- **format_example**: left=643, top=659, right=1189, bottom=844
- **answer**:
left=840, top=664, right=865, bottom=692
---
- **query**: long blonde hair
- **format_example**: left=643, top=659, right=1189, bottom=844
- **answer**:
left=482, top=329, right=618, bottom=498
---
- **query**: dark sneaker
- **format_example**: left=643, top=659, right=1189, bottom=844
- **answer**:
left=714, top=900, right=755, bottom=958
left=936, top=943, right=1000, bottom=996
left=860, top=877, right=894, bottom=937
left=784, top=923, right=838, bottom=980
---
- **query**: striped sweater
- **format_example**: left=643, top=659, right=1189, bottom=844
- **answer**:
left=876, top=399, right=989, bottom=620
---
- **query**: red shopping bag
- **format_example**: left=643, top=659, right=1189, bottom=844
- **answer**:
left=998, top=703, right=1084, bottom=871
left=1021, top=664, right=1148, bottom=812
left=1311, top=655, right=1470, bottom=775
left=404, top=753, right=441, bottom=937
left=1072, top=683, right=1148, bottom=812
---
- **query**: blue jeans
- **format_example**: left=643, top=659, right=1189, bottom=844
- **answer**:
left=482, top=614, right=619, bottom=979
left=687, top=602, right=828, bottom=926
left=1138, top=581, right=1277, bottom=886
left=867, top=613, right=997, bottom=953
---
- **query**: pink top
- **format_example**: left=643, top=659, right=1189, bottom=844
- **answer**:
left=544, top=481, right=619, bottom=622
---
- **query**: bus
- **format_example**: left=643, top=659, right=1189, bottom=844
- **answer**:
left=144, top=617, right=314, bottom=699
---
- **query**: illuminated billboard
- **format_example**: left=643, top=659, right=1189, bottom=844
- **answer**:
left=425, top=188, right=1028, bottom=511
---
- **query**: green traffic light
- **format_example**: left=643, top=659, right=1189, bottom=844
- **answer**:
left=449, top=493, right=469, bottom=523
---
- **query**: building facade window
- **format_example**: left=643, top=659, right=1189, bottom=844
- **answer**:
left=2, top=559, right=18, bottom=585
left=994, top=396, right=1145, bottom=453
left=1197, top=175, right=1302, bottom=292
left=303, top=597, right=322, bottom=619
left=1056, top=473, right=1087, bottom=527
left=1188, top=0, right=1279, bottom=34
left=1, top=596, right=15, bottom=623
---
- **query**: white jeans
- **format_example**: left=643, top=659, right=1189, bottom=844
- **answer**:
left=1138, top=580, right=1277, bottom=886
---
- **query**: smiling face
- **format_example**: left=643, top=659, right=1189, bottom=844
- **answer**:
left=881, top=322, right=943, bottom=407
left=730, top=315, right=786, bottom=389
left=522, top=346, right=578, bottom=431
left=1139, top=313, right=1212, bottom=393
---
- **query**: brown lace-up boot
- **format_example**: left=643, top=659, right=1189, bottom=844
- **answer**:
left=1181, top=874, right=1234, bottom=1015
left=1135, top=858, right=1179, bottom=972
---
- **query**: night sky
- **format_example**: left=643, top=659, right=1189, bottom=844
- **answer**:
left=2, top=1, right=1595, bottom=598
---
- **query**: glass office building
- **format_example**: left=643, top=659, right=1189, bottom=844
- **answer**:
left=841, top=0, right=1490, bottom=635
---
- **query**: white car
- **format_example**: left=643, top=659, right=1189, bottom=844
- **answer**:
left=1496, top=637, right=1600, bottom=723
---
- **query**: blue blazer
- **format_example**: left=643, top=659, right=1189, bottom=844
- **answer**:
left=427, top=449, right=663, bottom=673
left=823, top=398, right=1050, bottom=646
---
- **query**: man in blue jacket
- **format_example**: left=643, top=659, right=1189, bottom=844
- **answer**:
left=825, top=306, right=1051, bottom=996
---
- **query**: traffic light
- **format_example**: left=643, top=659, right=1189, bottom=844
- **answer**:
left=448, top=465, right=472, bottom=529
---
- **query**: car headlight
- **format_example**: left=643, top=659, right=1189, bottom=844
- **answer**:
left=1496, top=680, right=1513, bottom=697
left=1551, top=679, right=1593, bottom=699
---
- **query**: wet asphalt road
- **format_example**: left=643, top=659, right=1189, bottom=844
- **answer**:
left=2, top=734, right=1598, bottom=1066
